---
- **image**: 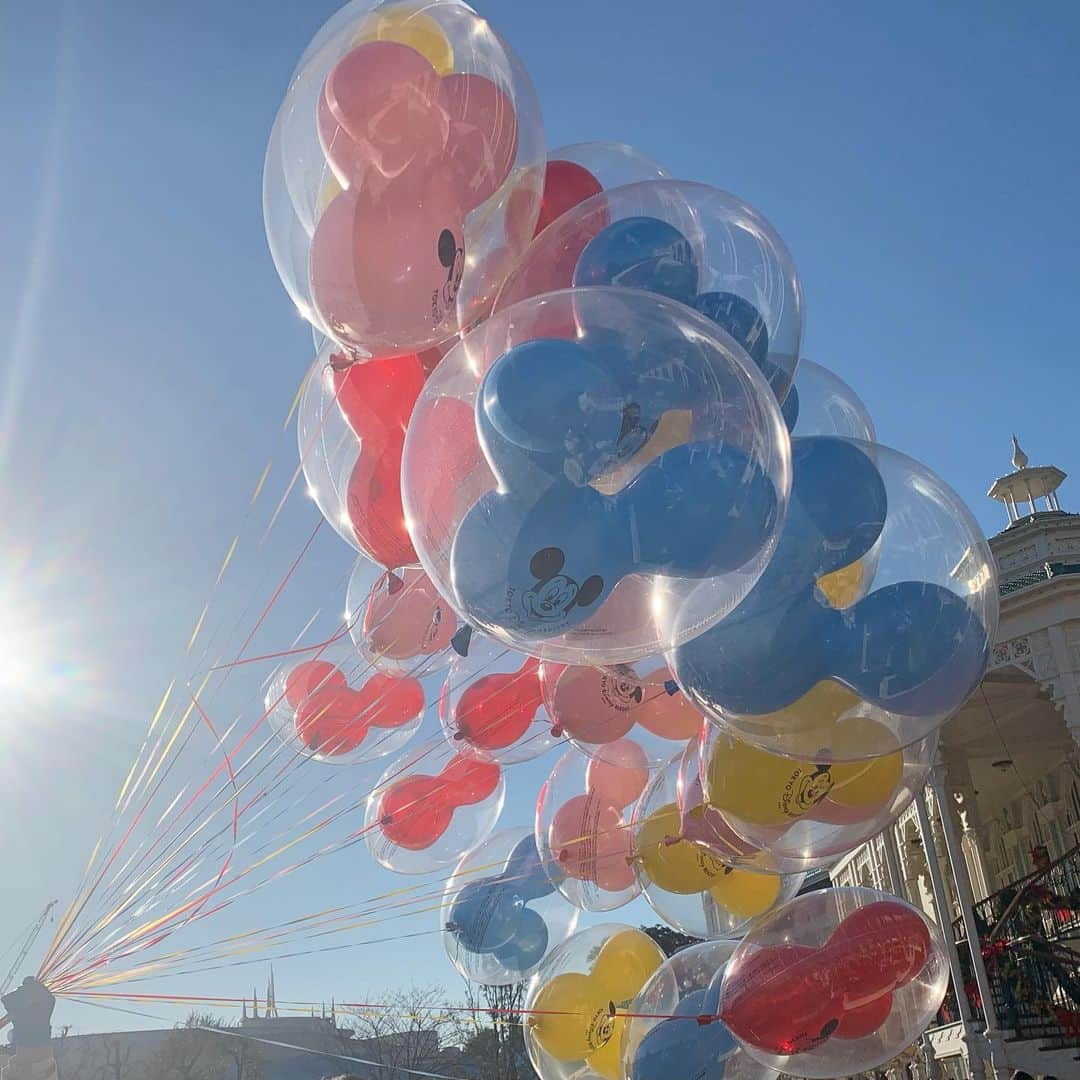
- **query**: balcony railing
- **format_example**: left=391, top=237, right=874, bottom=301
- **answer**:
left=999, top=560, right=1080, bottom=597
left=949, top=843, right=1080, bottom=1044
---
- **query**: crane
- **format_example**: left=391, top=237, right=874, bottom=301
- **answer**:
left=0, top=900, right=58, bottom=996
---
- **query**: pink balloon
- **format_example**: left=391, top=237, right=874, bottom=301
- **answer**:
left=548, top=793, right=635, bottom=891
left=548, top=664, right=702, bottom=745
left=364, top=567, right=458, bottom=661
left=318, top=42, right=447, bottom=193
left=439, top=73, right=518, bottom=210
left=309, top=182, right=465, bottom=354
left=586, top=738, right=650, bottom=808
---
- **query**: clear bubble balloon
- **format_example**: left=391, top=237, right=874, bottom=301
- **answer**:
left=265, top=645, right=424, bottom=766
left=402, top=286, right=790, bottom=666
left=440, top=631, right=562, bottom=764
left=624, top=940, right=772, bottom=1080
left=495, top=180, right=803, bottom=405
left=540, top=654, right=703, bottom=769
left=513, top=142, right=669, bottom=242
left=524, top=923, right=666, bottom=1080
left=364, top=735, right=504, bottom=873
left=699, top=724, right=937, bottom=875
left=347, top=558, right=458, bottom=677
left=718, top=887, right=949, bottom=1078
left=632, top=752, right=803, bottom=939
left=441, top=827, right=578, bottom=986
left=536, top=742, right=649, bottom=912
left=672, top=437, right=998, bottom=760
left=264, top=0, right=545, bottom=357
left=784, top=358, right=876, bottom=441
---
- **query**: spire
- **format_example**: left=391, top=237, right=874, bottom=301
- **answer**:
left=331, top=998, right=336, bottom=1028
left=242, top=997, right=248, bottom=1021
left=1011, top=434, right=1029, bottom=470
left=266, top=966, right=278, bottom=1019
left=252, top=987, right=259, bottom=1020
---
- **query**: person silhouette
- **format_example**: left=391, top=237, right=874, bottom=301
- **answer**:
left=1, top=978, right=57, bottom=1080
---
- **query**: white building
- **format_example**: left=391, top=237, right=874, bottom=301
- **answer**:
left=831, top=438, right=1080, bottom=1080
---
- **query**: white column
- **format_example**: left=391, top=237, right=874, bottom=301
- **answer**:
left=928, top=762, right=1011, bottom=1080
left=882, top=824, right=904, bottom=899
left=913, top=787, right=986, bottom=1078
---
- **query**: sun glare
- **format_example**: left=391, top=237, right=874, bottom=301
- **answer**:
left=0, top=625, right=42, bottom=692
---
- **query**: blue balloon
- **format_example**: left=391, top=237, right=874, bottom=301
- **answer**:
left=454, top=336, right=781, bottom=639
left=453, top=440, right=779, bottom=639
left=574, top=216, right=699, bottom=305
left=447, top=835, right=560, bottom=972
left=672, top=436, right=991, bottom=718
left=693, top=292, right=769, bottom=367
left=630, top=986, right=736, bottom=1080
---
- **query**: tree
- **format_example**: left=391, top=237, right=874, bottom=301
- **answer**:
left=346, top=985, right=455, bottom=1075
left=640, top=924, right=701, bottom=957
left=459, top=982, right=536, bottom=1080
left=140, top=1013, right=262, bottom=1080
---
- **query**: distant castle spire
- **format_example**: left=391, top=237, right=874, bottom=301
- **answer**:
left=252, top=988, right=259, bottom=1020
left=266, top=966, right=278, bottom=1019
left=242, top=997, right=248, bottom=1021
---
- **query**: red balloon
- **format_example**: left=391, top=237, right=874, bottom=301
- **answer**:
left=332, top=354, right=426, bottom=568
left=833, top=993, right=893, bottom=1040
left=720, top=944, right=843, bottom=1056
left=333, top=353, right=426, bottom=441
left=534, top=160, right=603, bottom=237
left=377, top=752, right=501, bottom=850
left=294, top=671, right=423, bottom=756
left=825, top=901, right=931, bottom=1005
left=451, top=656, right=544, bottom=750
left=284, top=660, right=346, bottom=709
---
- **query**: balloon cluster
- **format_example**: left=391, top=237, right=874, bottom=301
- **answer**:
left=262, top=4, right=999, bottom=1077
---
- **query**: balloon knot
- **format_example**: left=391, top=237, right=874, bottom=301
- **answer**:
left=607, top=1001, right=616, bottom=1018
left=661, top=834, right=682, bottom=848
left=550, top=725, right=563, bottom=738
left=453, top=730, right=466, bottom=741
left=663, top=679, right=679, bottom=696
left=695, top=1014, right=714, bottom=1027
left=380, top=815, right=393, bottom=827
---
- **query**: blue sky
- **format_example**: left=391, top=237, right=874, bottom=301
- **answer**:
left=2, top=0, right=1079, bottom=1036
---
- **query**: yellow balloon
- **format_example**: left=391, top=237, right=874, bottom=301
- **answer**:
left=708, top=866, right=782, bottom=920
left=637, top=804, right=727, bottom=894
left=528, top=972, right=597, bottom=1061
left=528, top=931, right=662, bottom=1065
left=816, top=557, right=868, bottom=608
left=828, top=718, right=903, bottom=808
left=738, top=679, right=861, bottom=746
left=592, top=930, right=664, bottom=1004
left=352, top=5, right=455, bottom=75
left=586, top=1016, right=628, bottom=1080
left=708, top=726, right=902, bottom=827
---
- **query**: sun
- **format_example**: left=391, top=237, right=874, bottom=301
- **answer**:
left=0, top=623, right=43, bottom=693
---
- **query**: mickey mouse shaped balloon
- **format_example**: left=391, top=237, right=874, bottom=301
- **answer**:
left=440, top=630, right=563, bottom=764
left=718, top=888, right=949, bottom=1078
left=365, top=736, right=505, bottom=873
left=264, top=0, right=546, bottom=357
left=442, top=828, right=578, bottom=985
left=402, top=287, right=791, bottom=665
left=632, top=750, right=804, bottom=940
left=266, top=652, right=424, bottom=766
left=672, top=436, right=998, bottom=759
left=495, top=180, right=804, bottom=408
left=524, top=924, right=666, bottom=1080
